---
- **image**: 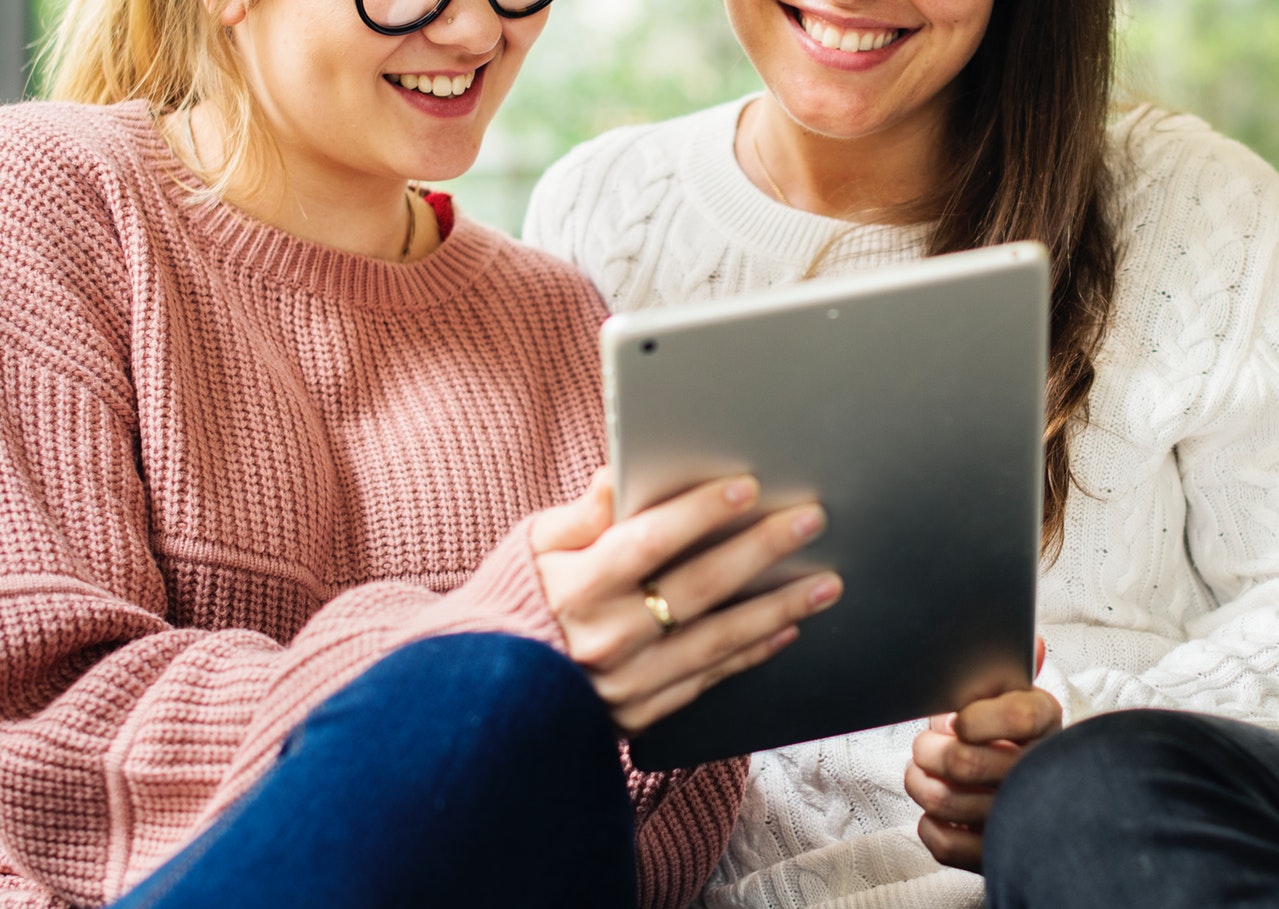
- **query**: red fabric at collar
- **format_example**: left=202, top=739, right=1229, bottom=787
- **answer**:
left=423, top=190, right=455, bottom=240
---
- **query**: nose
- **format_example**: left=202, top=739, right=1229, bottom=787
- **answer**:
left=421, top=0, right=502, bottom=54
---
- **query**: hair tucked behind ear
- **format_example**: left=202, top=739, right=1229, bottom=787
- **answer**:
left=36, top=0, right=273, bottom=199
left=929, top=0, right=1119, bottom=561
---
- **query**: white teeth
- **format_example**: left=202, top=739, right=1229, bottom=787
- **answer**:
left=390, top=70, right=476, bottom=98
left=800, top=14, right=902, bottom=54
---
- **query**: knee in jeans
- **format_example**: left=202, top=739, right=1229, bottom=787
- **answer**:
left=298, top=632, right=610, bottom=758
left=989, top=711, right=1188, bottom=849
left=456, top=633, right=606, bottom=738
left=1048, top=709, right=1223, bottom=774
left=995, top=711, right=1216, bottom=812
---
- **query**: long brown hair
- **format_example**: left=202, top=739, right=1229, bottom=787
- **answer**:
left=932, top=0, right=1119, bottom=560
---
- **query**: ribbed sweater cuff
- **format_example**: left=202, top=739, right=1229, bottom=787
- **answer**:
left=634, top=757, right=750, bottom=909
left=414, top=513, right=566, bottom=652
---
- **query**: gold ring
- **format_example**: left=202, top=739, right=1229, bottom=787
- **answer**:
left=643, top=582, right=678, bottom=634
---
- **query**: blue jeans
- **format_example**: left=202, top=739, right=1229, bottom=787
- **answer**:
left=111, top=633, right=637, bottom=909
left=984, top=709, right=1279, bottom=908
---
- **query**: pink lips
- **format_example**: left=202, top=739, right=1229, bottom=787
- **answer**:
left=390, top=66, right=485, bottom=118
left=786, top=6, right=914, bottom=72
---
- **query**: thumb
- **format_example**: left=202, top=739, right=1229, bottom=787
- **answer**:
left=1034, top=636, right=1046, bottom=677
left=530, top=467, right=613, bottom=554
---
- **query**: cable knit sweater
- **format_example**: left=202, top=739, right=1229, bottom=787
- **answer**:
left=0, top=99, right=748, bottom=909
left=524, top=95, right=1279, bottom=908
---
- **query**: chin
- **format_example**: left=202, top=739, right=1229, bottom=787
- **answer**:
left=410, top=141, right=484, bottom=184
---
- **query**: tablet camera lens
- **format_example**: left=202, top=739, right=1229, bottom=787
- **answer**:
left=640, top=339, right=659, bottom=354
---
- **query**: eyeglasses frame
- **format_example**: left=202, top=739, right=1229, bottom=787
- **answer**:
left=355, top=0, right=554, bottom=36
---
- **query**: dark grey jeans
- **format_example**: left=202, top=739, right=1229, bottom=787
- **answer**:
left=984, top=709, right=1279, bottom=908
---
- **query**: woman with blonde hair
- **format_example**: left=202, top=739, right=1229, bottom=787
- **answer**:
left=525, top=0, right=1279, bottom=904
left=0, top=0, right=846, bottom=906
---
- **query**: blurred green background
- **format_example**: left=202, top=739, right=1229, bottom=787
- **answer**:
left=14, top=0, right=1279, bottom=234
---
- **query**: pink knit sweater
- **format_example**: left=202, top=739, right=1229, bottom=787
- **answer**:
left=0, top=100, right=746, bottom=909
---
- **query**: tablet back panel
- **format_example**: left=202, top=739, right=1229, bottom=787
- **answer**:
left=601, top=242, right=1049, bottom=771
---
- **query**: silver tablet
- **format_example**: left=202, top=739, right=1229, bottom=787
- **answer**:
left=601, top=241, right=1049, bottom=770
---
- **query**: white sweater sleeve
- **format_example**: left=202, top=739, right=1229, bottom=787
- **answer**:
left=1037, top=111, right=1279, bottom=730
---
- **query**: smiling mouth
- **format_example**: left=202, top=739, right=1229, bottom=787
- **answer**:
left=386, top=69, right=478, bottom=98
left=788, top=6, right=906, bottom=52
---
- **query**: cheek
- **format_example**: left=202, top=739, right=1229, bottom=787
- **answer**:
left=287, top=5, right=383, bottom=87
left=258, top=19, right=337, bottom=98
left=723, top=0, right=764, bottom=50
left=486, top=17, right=547, bottom=95
left=929, top=0, right=994, bottom=41
left=920, top=0, right=992, bottom=82
left=505, top=15, right=548, bottom=66
left=723, top=3, right=789, bottom=82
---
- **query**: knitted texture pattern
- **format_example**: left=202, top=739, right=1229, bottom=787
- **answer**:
left=0, top=99, right=746, bottom=909
left=525, top=96, right=1279, bottom=908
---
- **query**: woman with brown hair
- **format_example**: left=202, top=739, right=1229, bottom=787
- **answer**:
left=0, top=0, right=847, bottom=906
left=524, top=0, right=1279, bottom=904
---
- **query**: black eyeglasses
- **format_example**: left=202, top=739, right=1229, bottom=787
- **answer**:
left=356, top=0, right=554, bottom=36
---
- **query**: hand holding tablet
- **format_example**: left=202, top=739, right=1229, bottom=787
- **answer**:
left=531, top=470, right=843, bottom=738
left=600, top=242, right=1050, bottom=769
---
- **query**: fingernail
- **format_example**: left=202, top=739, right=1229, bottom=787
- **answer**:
left=807, top=575, right=842, bottom=610
left=724, top=477, right=759, bottom=507
left=792, top=506, right=826, bottom=541
left=769, top=626, right=800, bottom=651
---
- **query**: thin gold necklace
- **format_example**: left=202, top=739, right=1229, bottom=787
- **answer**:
left=752, top=134, right=790, bottom=207
left=400, top=188, right=417, bottom=262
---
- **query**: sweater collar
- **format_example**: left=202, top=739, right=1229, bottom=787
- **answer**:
left=680, top=95, right=929, bottom=272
